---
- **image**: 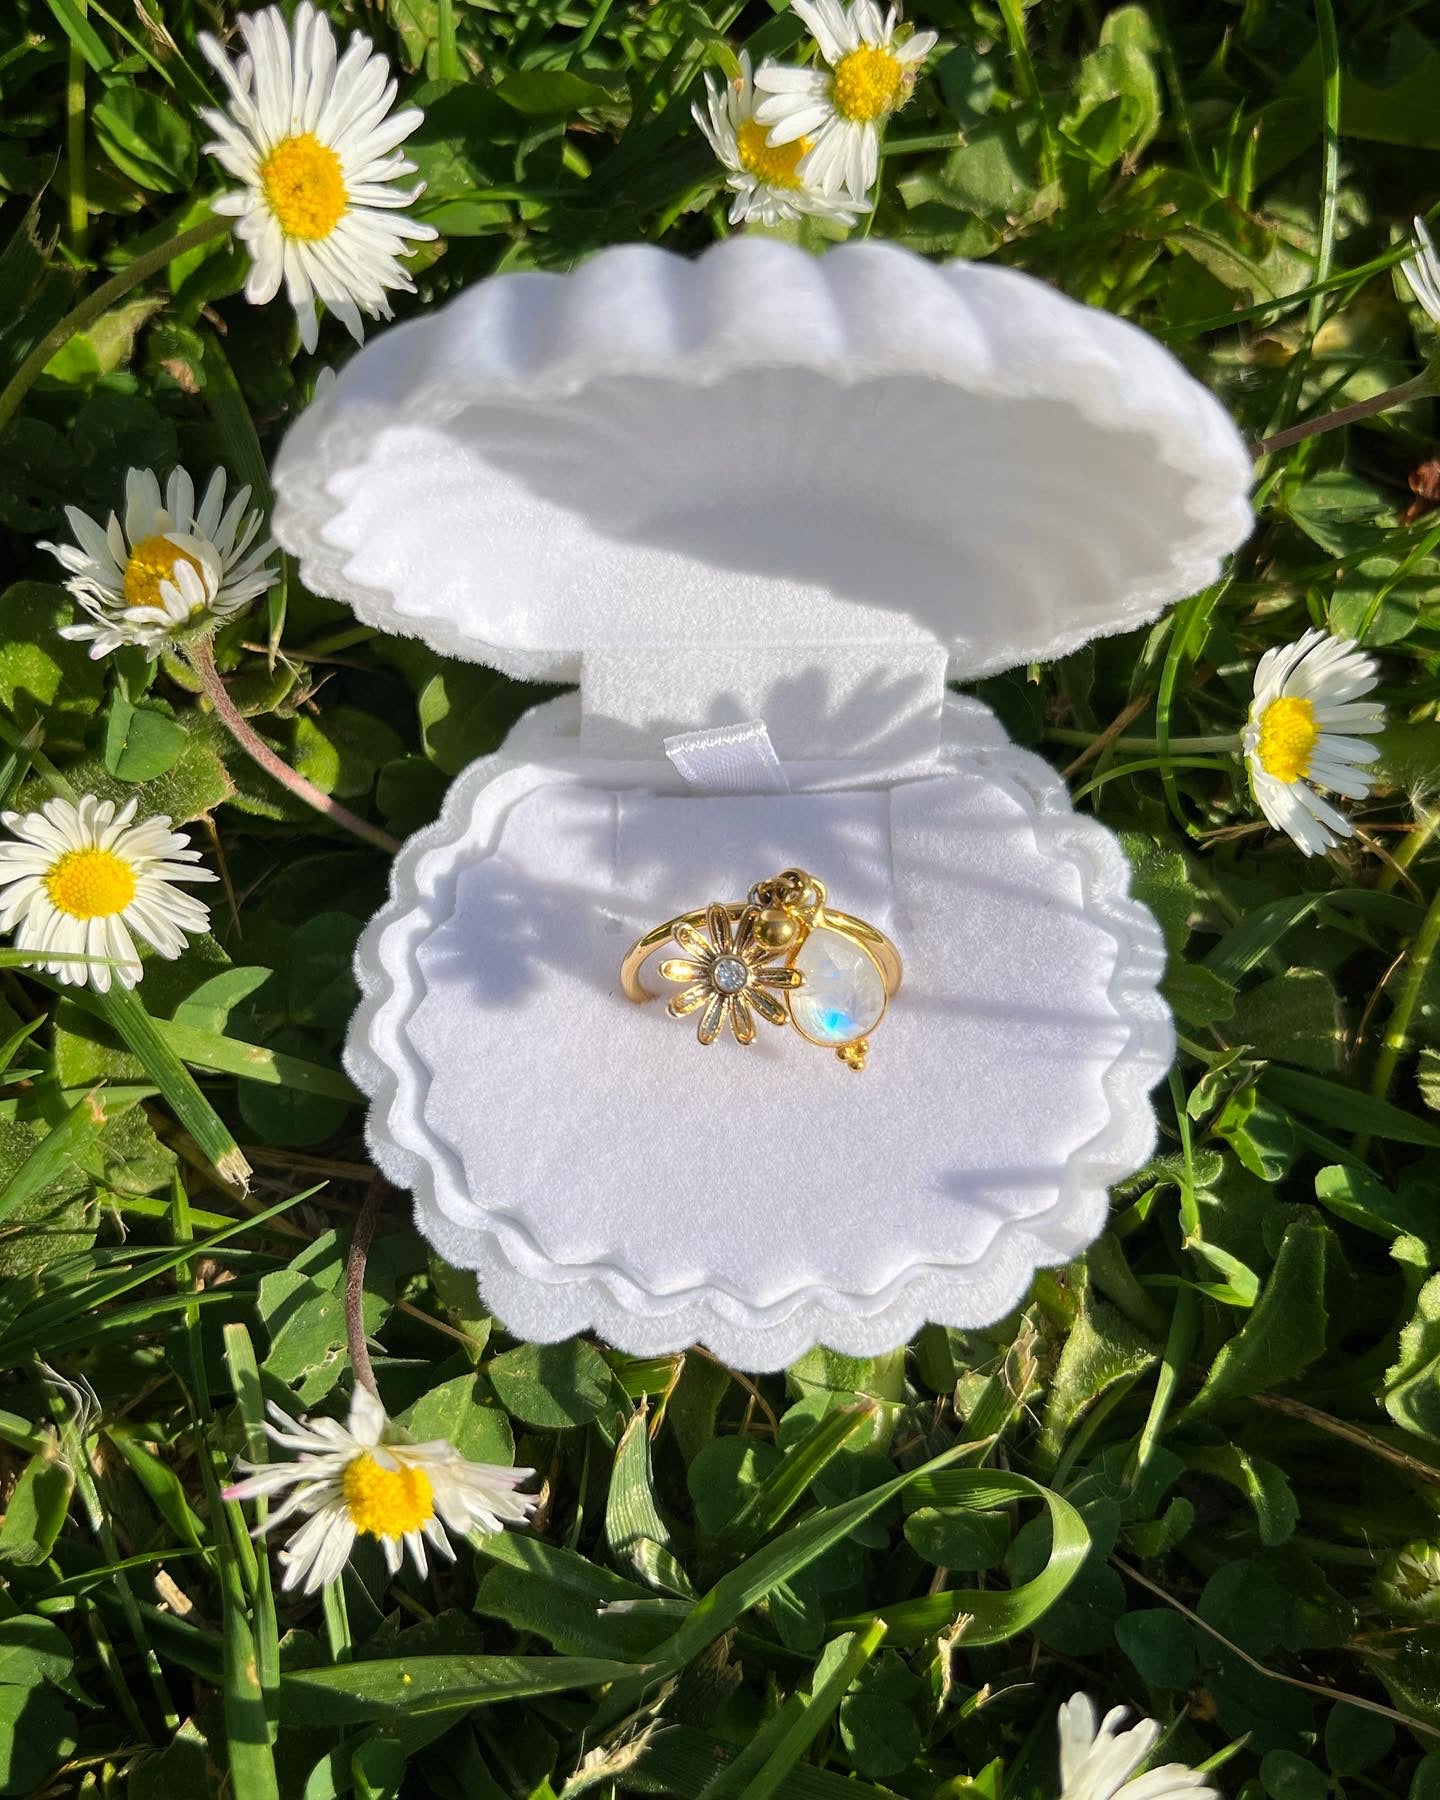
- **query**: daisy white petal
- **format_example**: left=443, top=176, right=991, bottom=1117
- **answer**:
left=1405, top=218, right=1440, bottom=327
left=199, top=2, right=438, bottom=348
left=1242, top=628, right=1384, bottom=856
left=1057, top=1694, right=1217, bottom=1800
left=693, top=51, right=866, bottom=229
left=226, top=1383, right=537, bottom=1597
left=0, top=797, right=215, bottom=991
left=752, top=0, right=937, bottom=201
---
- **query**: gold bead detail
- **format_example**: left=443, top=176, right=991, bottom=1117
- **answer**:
left=755, top=906, right=798, bottom=950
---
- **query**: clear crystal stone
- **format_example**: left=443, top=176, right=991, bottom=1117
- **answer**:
left=712, top=955, right=749, bottom=994
left=789, top=928, right=886, bottom=1046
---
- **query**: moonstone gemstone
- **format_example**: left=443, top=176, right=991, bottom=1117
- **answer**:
left=789, top=927, right=886, bottom=1047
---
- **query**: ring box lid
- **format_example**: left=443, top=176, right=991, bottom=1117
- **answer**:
left=272, top=238, right=1252, bottom=757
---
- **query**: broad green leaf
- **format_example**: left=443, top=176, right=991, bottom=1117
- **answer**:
left=427, top=1257, right=492, bottom=1359
left=687, top=1437, right=783, bottom=1540
left=291, top=709, right=406, bottom=800
left=0, top=583, right=107, bottom=744
left=1386, top=1274, right=1440, bottom=1443
left=1230, top=969, right=1342, bottom=1072
left=472, top=1563, right=676, bottom=1661
left=0, top=1680, right=77, bottom=1794
left=902, top=1506, right=1010, bottom=1571
left=487, top=1340, right=612, bottom=1431
left=1164, top=961, right=1236, bottom=1029
left=1036, top=1290, right=1155, bottom=1472
left=1214, top=1083, right=1297, bottom=1182
left=838, top=1687, right=920, bottom=1780
left=1324, top=1703, right=1395, bottom=1777
left=1198, top=1558, right=1289, bottom=1659
left=1185, top=1443, right=1299, bottom=1545
left=92, top=84, right=196, bottom=191
left=0, top=1461, right=73, bottom=1567
left=606, top=1405, right=678, bottom=1583
left=1120, top=833, right=1194, bottom=954
left=398, top=1375, right=513, bottom=1465
left=1115, top=1608, right=1197, bottom=1688
left=1261, top=1750, right=1329, bottom=1800
left=103, top=697, right=188, bottom=782
left=1059, top=4, right=1161, bottom=168
left=1188, top=1209, right=1332, bottom=1418
left=0, top=1614, right=72, bottom=1687
left=492, top=69, right=626, bottom=119
left=236, top=1030, right=352, bottom=1148
left=1186, top=1216, right=1333, bottom=1415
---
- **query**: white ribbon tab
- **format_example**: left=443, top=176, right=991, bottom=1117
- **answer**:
left=664, top=720, right=791, bottom=794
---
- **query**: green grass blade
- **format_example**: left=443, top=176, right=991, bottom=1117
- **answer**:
left=1262, top=1066, right=1440, bottom=1148
left=159, top=1018, right=359, bottom=1101
left=0, top=1083, right=109, bottom=1226
left=648, top=1439, right=970, bottom=1676
left=223, top=1324, right=280, bottom=1723
left=712, top=1402, right=878, bottom=1558
left=277, top=1655, right=644, bottom=1725
left=43, top=0, right=111, bottom=73
left=88, top=983, right=252, bottom=1188
left=832, top=1469, right=1089, bottom=1646
left=720, top=1621, right=888, bottom=1800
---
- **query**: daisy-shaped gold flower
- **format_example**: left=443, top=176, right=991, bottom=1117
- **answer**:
left=660, top=903, right=803, bottom=1045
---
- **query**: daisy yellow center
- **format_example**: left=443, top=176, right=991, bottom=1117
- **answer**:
left=1255, top=695, right=1320, bottom=783
left=260, top=132, right=347, bottom=240
left=124, top=534, right=204, bottom=611
left=342, top=1453, right=434, bottom=1539
left=44, top=848, right=137, bottom=920
left=736, top=118, right=809, bottom=188
left=832, top=46, right=905, bottom=122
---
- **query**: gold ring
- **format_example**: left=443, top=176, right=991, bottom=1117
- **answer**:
left=621, top=868, right=901, bottom=1071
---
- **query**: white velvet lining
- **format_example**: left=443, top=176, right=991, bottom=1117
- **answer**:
left=348, top=696, right=1173, bottom=1369
left=273, top=239, right=1254, bottom=730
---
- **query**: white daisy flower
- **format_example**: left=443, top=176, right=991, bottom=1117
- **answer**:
left=1403, top=217, right=1440, bottom=325
left=198, top=1, right=439, bottom=353
left=753, top=1, right=937, bottom=201
left=1242, top=626, right=1385, bottom=856
left=0, top=796, right=216, bottom=992
left=1057, top=1694, right=1218, bottom=1800
left=41, top=464, right=278, bottom=660
left=224, top=1384, right=537, bottom=1596
left=693, top=51, right=867, bottom=228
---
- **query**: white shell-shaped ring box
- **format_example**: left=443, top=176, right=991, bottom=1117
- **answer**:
left=273, top=239, right=1252, bottom=1371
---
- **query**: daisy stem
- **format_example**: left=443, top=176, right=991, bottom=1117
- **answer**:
left=185, top=636, right=401, bottom=856
left=0, top=213, right=230, bottom=435
left=344, top=1174, right=385, bottom=1400
left=1370, top=871, right=1440, bottom=1103
left=1045, top=729, right=1240, bottom=755
left=1252, top=370, right=1435, bottom=458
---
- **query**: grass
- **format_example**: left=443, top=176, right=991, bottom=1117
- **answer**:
left=1, top=0, right=1440, bottom=1793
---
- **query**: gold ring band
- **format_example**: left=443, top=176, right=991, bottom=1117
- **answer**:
left=621, top=868, right=901, bottom=1071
